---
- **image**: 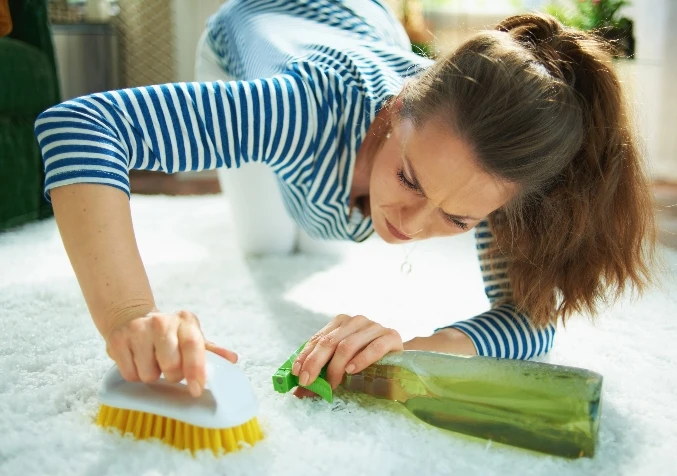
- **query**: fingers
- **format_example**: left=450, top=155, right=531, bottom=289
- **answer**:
left=293, top=314, right=363, bottom=386
left=107, top=336, right=139, bottom=382
left=293, top=387, right=319, bottom=399
left=206, top=340, right=238, bottom=364
left=177, top=311, right=206, bottom=397
left=105, top=310, right=237, bottom=399
left=126, top=318, right=161, bottom=383
left=324, top=323, right=385, bottom=389
left=292, top=314, right=350, bottom=376
left=345, top=329, right=403, bottom=375
left=130, top=338, right=162, bottom=383
left=294, top=315, right=404, bottom=391
left=152, top=314, right=182, bottom=383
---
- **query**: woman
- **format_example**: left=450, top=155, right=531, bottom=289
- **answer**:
left=35, top=0, right=654, bottom=398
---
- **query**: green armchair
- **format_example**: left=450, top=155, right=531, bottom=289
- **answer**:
left=0, top=0, right=60, bottom=231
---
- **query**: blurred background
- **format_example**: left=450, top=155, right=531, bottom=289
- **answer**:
left=1, top=0, right=675, bottom=247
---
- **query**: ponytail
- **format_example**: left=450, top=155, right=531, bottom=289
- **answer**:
left=496, top=14, right=655, bottom=324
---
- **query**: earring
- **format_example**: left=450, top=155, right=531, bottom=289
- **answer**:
left=385, top=131, right=391, bottom=139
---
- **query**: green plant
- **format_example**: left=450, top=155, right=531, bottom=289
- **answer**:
left=544, top=0, right=635, bottom=58
left=544, top=0, right=631, bottom=31
left=421, top=0, right=525, bottom=8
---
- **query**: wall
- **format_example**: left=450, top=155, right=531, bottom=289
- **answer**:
left=654, top=1, right=677, bottom=182
left=171, top=0, right=224, bottom=82
left=619, top=0, right=676, bottom=181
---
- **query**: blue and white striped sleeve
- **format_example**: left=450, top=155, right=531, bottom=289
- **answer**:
left=438, top=220, right=556, bottom=359
left=34, top=67, right=322, bottom=201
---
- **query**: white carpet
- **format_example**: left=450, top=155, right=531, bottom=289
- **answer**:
left=1, top=194, right=676, bottom=476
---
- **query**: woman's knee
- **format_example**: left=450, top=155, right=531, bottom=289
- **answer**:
left=219, top=164, right=298, bottom=256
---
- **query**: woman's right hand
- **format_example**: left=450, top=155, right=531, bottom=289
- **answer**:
left=104, top=309, right=237, bottom=397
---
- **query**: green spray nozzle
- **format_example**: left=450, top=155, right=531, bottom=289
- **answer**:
left=272, top=342, right=333, bottom=402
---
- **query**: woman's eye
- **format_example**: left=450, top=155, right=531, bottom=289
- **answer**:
left=397, top=167, right=469, bottom=231
left=396, top=168, right=419, bottom=192
left=445, top=215, right=469, bottom=231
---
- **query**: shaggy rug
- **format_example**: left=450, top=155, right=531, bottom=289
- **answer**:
left=1, top=194, right=675, bottom=476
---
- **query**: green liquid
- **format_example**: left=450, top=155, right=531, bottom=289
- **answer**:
left=341, top=351, right=601, bottom=458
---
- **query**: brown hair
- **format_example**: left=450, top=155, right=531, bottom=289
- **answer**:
left=400, top=13, right=656, bottom=327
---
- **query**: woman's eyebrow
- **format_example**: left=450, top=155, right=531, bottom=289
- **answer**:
left=403, top=154, right=427, bottom=195
left=403, top=155, right=481, bottom=222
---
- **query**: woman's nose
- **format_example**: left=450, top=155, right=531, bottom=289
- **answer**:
left=397, top=204, right=433, bottom=237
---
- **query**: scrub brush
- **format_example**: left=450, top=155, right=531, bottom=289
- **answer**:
left=273, top=343, right=602, bottom=458
left=96, top=352, right=263, bottom=455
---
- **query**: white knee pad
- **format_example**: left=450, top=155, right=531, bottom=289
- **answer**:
left=218, top=163, right=297, bottom=255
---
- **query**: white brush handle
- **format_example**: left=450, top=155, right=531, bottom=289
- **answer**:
left=99, top=352, right=258, bottom=429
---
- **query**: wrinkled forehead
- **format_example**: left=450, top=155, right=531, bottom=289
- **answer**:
left=398, top=118, right=517, bottom=217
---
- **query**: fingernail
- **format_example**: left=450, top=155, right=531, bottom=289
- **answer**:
left=299, top=371, right=309, bottom=386
left=188, top=380, right=201, bottom=397
left=292, top=361, right=300, bottom=376
left=345, top=364, right=356, bottom=374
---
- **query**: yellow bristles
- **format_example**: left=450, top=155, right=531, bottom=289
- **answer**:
left=96, top=404, right=263, bottom=455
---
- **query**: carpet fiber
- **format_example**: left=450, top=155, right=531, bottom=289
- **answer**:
left=1, top=195, right=675, bottom=475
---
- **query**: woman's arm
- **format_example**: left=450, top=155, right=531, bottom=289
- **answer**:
left=425, top=221, right=556, bottom=358
left=403, top=328, right=477, bottom=354
left=35, top=66, right=331, bottom=387
left=51, top=183, right=155, bottom=339
left=35, top=65, right=329, bottom=327
left=35, top=66, right=324, bottom=201
left=50, top=183, right=237, bottom=395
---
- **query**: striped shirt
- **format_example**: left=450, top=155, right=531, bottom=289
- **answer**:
left=34, top=0, right=555, bottom=359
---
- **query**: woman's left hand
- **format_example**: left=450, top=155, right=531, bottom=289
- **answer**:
left=291, top=314, right=403, bottom=398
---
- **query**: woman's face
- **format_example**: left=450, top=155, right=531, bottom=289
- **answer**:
left=369, top=118, right=516, bottom=243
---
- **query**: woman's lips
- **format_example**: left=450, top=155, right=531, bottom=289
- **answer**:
left=385, top=219, right=412, bottom=241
